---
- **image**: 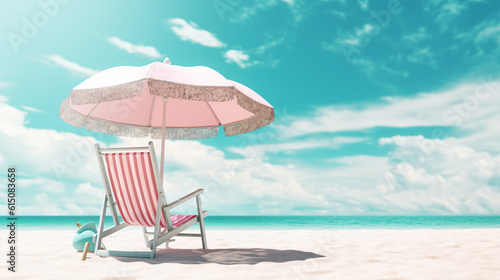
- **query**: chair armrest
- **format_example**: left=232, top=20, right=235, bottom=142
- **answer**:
left=164, top=189, right=204, bottom=210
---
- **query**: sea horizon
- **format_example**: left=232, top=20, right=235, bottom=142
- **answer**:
left=4, top=215, right=500, bottom=230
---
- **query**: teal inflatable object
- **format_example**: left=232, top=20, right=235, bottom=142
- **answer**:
left=72, top=222, right=104, bottom=251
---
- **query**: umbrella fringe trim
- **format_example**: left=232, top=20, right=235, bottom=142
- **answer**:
left=69, top=79, right=275, bottom=124
left=69, top=79, right=242, bottom=105
left=147, top=79, right=236, bottom=102
left=223, top=117, right=272, bottom=137
left=59, top=98, right=86, bottom=128
left=235, top=91, right=274, bottom=121
left=85, top=118, right=151, bottom=138
left=85, top=119, right=219, bottom=139
left=150, top=126, right=219, bottom=139
left=60, top=99, right=219, bottom=139
left=70, top=79, right=146, bottom=105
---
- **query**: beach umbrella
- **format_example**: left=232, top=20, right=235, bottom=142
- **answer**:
left=59, top=58, right=274, bottom=184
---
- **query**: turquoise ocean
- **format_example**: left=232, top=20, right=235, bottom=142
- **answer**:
left=3, top=216, right=500, bottom=230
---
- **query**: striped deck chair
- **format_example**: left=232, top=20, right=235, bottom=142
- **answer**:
left=93, top=142, right=208, bottom=259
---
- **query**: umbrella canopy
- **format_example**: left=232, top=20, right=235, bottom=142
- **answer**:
left=60, top=58, right=274, bottom=139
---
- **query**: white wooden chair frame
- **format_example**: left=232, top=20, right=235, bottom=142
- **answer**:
left=93, top=142, right=208, bottom=259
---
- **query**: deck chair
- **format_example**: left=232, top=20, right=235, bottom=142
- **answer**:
left=93, top=142, right=208, bottom=259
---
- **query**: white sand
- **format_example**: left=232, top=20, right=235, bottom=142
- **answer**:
left=1, top=229, right=499, bottom=279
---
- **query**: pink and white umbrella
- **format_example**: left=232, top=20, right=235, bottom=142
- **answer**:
left=60, top=58, right=274, bottom=183
left=60, top=58, right=274, bottom=138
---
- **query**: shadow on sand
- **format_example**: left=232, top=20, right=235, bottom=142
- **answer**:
left=113, top=248, right=324, bottom=265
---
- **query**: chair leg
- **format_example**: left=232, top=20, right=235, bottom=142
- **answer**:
left=150, top=195, right=163, bottom=259
left=95, top=194, right=107, bottom=256
left=199, top=218, right=207, bottom=249
left=142, top=227, right=150, bottom=248
left=150, top=233, right=158, bottom=259
left=196, top=195, right=207, bottom=249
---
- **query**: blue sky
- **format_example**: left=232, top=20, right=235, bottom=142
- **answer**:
left=1, top=0, right=500, bottom=215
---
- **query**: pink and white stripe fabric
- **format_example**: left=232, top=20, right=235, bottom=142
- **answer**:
left=104, top=152, right=195, bottom=228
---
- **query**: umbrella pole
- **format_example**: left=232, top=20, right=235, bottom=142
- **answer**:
left=160, top=97, right=174, bottom=231
left=160, top=98, right=168, bottom=186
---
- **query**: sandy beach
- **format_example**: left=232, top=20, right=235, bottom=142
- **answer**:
left=1, top=229, right=499, bottom=280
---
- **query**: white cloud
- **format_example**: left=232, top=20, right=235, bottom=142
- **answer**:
left=471, top=20, right=500, bottom=50
left=227, top=137, right=365, bottom=157
left=407, top=47, right=436, bottom=66
left=452, top=20, right=500, bottom=60
left=435, top=1, right=467, bottom=23
left=0, top=96, right=104, bottom=183
left=299, top=136, right=500, bottom=215
left=376, top=135, right=500, bottom=214
left=222, top=158, right=328, bottom=214
left=43, top=55, right=98, bottom=77
left=403, top=27, right=428, bottom=43
left=26, top=193, right=65, bottom=214
left=476, top=23, right=500, bottom=42
left=224, top=49, right=256, bottom=68
left=0, top=81, right=13, bottom=89
left=228, top=0, right=309, bottom=23
left=107, top=37, right=162, bottom=59
left=324, top=23, right=406, bottom=72
left=256, top=35, right=286, bottom=54
left=75, top=182, right=104, bottom=202
left=256, top=77, right=500, bottom=215
left=226, top=134, right=494, bottom=215
left=168, top=18, right=225, bottom=48
left=358, top=0, right=369, bottom=11
left=339, top=24, right=374, bottom=47
left=223, top=34, right=285, bottom=68
left=297, top=155, right=393, bottom=214
left=347, top=57, right=408, bottom=77
left=426, top=0, right=481, bottom=28
left=3, top=175, right=104, bottom=215
left=230, top=1, right=286, bottom=23
left=23, top=177, right=66, bottom=193
left=281, top=78, right=500, bottom=143
left=18, top=192, right=102, bottom=215
left=329, top=10, right=346, bottom=18
left=22, top=106, right=43, bottom=113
